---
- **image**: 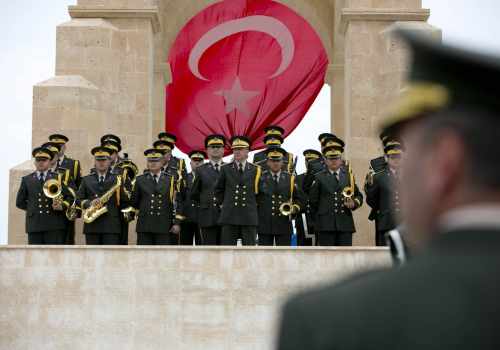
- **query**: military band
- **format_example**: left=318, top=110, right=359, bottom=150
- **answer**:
left=17, top=126, right=405, bottom=246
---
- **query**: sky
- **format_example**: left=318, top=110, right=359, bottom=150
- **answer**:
left=1, top=0, right=500, bottom=244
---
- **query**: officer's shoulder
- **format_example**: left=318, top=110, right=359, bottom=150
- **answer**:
left=314, top=169, right=328, bottom=178
left=220, top=162, right=232, bottom=169
left=247, top=161, right=259, bottom=169
left=23, top=172, right=37, bottom=180
left=197, top=163, right=211, bottom=171
left=136, top=173, right=148, bottom=181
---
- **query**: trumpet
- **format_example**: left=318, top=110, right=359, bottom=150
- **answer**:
left=342, top=161, right=356, bottom=199
left=279, top=201, right=297, bottom=216
left=365, top=156, right=387, bottom=186
left=43, top=178, right=64, bottom=209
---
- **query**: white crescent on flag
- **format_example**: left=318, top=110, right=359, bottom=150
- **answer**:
left=188, top=15, right=295, bottom=81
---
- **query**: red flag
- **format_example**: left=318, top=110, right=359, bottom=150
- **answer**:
left=166, top=0, right=328, bottom=154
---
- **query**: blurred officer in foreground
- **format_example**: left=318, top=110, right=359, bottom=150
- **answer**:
left=277, top=30, right=500, bottom=350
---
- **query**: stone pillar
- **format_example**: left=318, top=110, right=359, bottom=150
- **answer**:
left=8, top=3, right=161, bottom=244
left=340, top=0, right=440, bottom=245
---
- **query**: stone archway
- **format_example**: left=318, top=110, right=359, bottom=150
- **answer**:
left=7, top=0, right=440, bottom=245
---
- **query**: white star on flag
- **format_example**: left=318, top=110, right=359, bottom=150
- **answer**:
left=214, top=76, right=260, bottom=116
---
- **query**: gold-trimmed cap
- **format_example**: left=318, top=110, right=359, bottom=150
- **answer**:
left=32, top=147, right=54, bottom=160
left=41, top=142, right=61, bottom=154
left=189, top=150, right=207, bottom=161
left=323, top=146, right=343, bottom=159
left=321, top=135, right=345, bottom=151
left=303, top=149, right=322, bottom=161
left=381, top=29, right=500, bottom=134
left=205, top=134, right=226, bottom=148
left=153, top=140, right=174, bottom=151
left=144, top=148, right=165, bottom=161
left=101, top=140, right=121, bottom=153
left=48, top=134, right=69, bottom=144
left=230, top=136, right=251, bottom=149
left=158, top=132, right=177, bottom=144
left=265, top=146, right=286, bottom=161
left=91, top=146, right=112, bottom=160
left=263, top=125, right=284, bottom=136
left=263, top=134, right=283, bottom=146
left=384, top=140, right=404, bottom=155
left=318, top=133, right=335, bottom=144
left=100, top=134, right=121, bottom=145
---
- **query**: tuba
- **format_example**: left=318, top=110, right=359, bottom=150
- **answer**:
left=342, top=161, right=356, bottom=199
left=83, top=176, right=122, bottom=224
left=43, top=178, right=64, bottom=208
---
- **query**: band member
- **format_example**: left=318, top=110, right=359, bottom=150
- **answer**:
left=365, top=139, right=404, bottom=246
left=257, top=147, right=305, bottom=246
left=252, top=125, right=294, bottom=172
left=215, top=136, right=261, bottom=245
left=100, top=139, right=122, bottom=171
left=42, top=142, right=72, bottom=185
left=77, top=146, right=130, bottom=245
left=131, top=148, right=183, bottom=245
left=295, top=149, right=323, bottom=246
left=49, top=134, right=82, bottom=188
left=309, top=143, right=363, bottom=246
left=179, top=150, right=206, bottom=245
left=190, top=134, right=226, bottom=245
left=16, top=147, right=70, bottom=244
left=153, top=139, right=188, bottom=184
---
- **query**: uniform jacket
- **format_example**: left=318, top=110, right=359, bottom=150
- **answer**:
left=59, top=155, right=82, bottom=188
left=16, top=170, right=70, bottom=233
left=257, top=171, right=305, bottom=235
left=278, top=227, right=500, bottom=350
left=365, top=168, right=401, bottom=232
left=131, top=172, right=183, bottom=234
left=182, top=172, right=199, bottom=224
left=308, top=167, right=363, bottom=233
left=214, top=161, right=261, bottom=226
left=77, top=171, right=130, bottom=234
left=190, top=162, right=224, bottom=228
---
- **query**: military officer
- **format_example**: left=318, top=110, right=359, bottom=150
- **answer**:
left=131, top=148, right=184, bottom=245
left=157, top=132, right=188, bottom=179
left=16, top=147, right=70, bottom=244
left=179, top=150, right=206, bottom=245
left=308, top=143, right=363, bottom=246
left=77, top=146, right=130, bottom=245
left=214, top=136, right=262, bottom=245
left=252, top=125, right=294, bottom=172
left=49, top=134, right=82, bottom=188
left=190, top=134, right=226, bottom=245
left=153, top=139, right=188, bottom=185
left=365, top=138, right=404, bottom=246
left=257, top=147, right=305, bottom=246
left=295, top=149, right=323, bottom=246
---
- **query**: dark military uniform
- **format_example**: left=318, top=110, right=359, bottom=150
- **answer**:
left=309, top=166, right=363, bottom=246
left=257, top=171, right=305, bottom=246
left=77, top=171, right=130, bottom=245
left=180, top=172, right=201, bottom=245
left=365, top=167, right=401, bottom=246
left=55, top=159, right=80, bottom=244
left=58, top=155, right=82, bottom=188
left=190, top=161, right=225, bottom=245
left=214, top=161, right=262, bottom=245
left=131, top=171, right=183, bottom=245
left=294, top=173, right=315, bottom=246
left=16, top=170, right=69, bottom=244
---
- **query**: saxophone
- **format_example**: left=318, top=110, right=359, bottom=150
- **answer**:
left=83, top=176, right=122, bottom=224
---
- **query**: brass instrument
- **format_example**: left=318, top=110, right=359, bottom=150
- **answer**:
left=65, top=187, right=79, bottom=221
left=43, top=178, right=64, bottom=209
left=366, top=156, right=387, bottom=186
left=121, top=206, right=138, bottom=223
left=116, top=158, right=139, bottom=183
left=342, top=161, right=355, bottom=199
left=279, top=201, right=299, bottom=216
left=82, top=176, right=122, bottom=224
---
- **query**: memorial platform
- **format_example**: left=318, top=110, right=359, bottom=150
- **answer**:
left=0, top=246, right=390, bottom=349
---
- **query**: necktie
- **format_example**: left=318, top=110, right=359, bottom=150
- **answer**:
left=273, top=174, right=278, bottom=185
left=99, top=176, right=104, bottom=183
left=153, top=174, right=158, bottom=183
left=214, top=163, right=219, bottom=172
left=39, top=173, right=45, bottom=184
left=238, top=163, right=243, bottom=174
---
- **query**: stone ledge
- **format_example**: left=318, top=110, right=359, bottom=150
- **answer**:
left=340, top=8, right=430, bottom=33
left=68, top=5, right=161, bottom=33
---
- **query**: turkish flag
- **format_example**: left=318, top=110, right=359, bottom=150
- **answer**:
left=166, top=0, right=328, bottom=154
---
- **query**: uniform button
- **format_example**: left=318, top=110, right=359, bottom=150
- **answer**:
left=38, top=199, right=41, bottom=202
left=272, top=213, right=275, bottom=216
left=46, top=211, right=50, bottom=214
left=152, top=194, right=155, bottom=197
left=39, top=211, right=43, bottom=214
left=158, top=195, right=162, bottom=198
left=242, top=185, right=247, bottom=189
left=192, top=203, right=195, bottom=207
left=242, top=197, right=246, bottom=201
left=39, top=205, right=42, bottom=208
left=242, top=204, right=246, bottom=207
left=242, top=192, right=246, bottom=195
left=235, top=203, right=238, bottom=206
left=157, top=213, right=161, bottom=216
left=213, top=197, right=217, bottom=200
left=334, top=210, right=338, bottom=213
left=272, top=195, right=275, bottom=198
left=234, top=196, right=238, bottom=200
left=150, top=212, right=153, bottom=215
left=235, top=190, right=239, bottom=194
left=272, top=207, right=275, bottom=210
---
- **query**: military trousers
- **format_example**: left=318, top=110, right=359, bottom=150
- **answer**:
left=221, top=225, right=257, bottom=246
left=137, top=232, right=178, bottom=245
left=180, top=222, right=202, bottom=245
left=85, top=233, right=120, bottom=245
left=200, top=226, right=222, bottom=245
left=317, top=231, right=353, bottom=246
left=259, top=233, right=291, bottom=246
left=28, top=230, right=66, bottom=245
